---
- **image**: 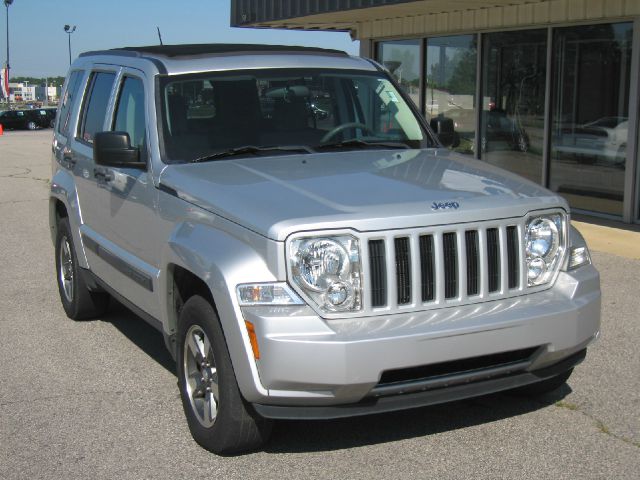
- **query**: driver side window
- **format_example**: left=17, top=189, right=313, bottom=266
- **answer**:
left=113, top=76, right=146, bottom=149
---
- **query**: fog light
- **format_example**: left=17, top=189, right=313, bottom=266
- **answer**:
left=326, top=282, right=351, bottom=307
left=527, top=257, right=547, bottom=282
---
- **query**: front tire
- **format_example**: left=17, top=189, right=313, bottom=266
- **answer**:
left=177, top=295, right=272, bottom=454
left=55, top=218, right=109, bottom=320
left=27, top=121, right=37, bottom=130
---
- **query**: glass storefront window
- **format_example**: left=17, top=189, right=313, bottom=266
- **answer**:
left=481, top=30, right=547, bottom=183
left=377, top=39, right=421, bottom=108
left=550, top=23, right=632, bottom=217
left=425, top=35, right=477, bottom=155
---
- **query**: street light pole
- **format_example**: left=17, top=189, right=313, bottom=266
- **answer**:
left=64, top=24, right=76, bottom=66
left=4, top=0, right=13, bottom=109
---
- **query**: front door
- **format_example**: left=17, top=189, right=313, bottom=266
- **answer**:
left=75, top=68, right=161, bottom=319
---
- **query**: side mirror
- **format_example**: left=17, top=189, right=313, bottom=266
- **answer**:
left=430, top=115, right=458, bottom=148
left=94, top=131, right=145, bottom=169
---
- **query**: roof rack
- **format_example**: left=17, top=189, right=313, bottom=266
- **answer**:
left=79, top=43, right=348, bottom=59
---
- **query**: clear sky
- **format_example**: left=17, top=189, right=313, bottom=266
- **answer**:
left=1, top=0, right=359, bottom=78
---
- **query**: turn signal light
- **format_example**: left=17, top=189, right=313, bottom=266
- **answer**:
left=245, top=320, right=260, bottom=360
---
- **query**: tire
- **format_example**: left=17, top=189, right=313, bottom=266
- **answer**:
left=516, top=133, right=529, bottom=153
left=510, top=368, right=573, bottom=396
left=177, top=295, right=272, bottom=454
left=55, top=218, right=110, bottom=320
left=27, top=121, right=37, bottom=130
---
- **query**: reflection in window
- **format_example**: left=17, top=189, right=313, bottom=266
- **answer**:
left=377, top=40, right=421, bottom=108
left=481, top=30, right=547, bottom=183
left=114, top=77, right=146, bottom=149
left=425, top=35, right=477, bottom=154
left=550, top=23, right=632, bottom=217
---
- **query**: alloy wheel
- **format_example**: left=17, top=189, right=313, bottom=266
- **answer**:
left=183, top=325, right=219, bottom=428
left=58, top=236, right=74, bottom=302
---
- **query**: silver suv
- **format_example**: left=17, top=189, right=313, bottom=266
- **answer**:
left=49, top=44, right=601, bottom=454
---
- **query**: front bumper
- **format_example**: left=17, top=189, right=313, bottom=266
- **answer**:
left=240, top=264, right=600, bottom=410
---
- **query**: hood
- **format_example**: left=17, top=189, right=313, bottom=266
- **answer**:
left=159, top=149, right=567, bottom=241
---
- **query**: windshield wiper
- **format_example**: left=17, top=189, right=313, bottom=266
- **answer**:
left=315, top=139, right=410, bottom=151
left=191, top=145, right=315, bottom=163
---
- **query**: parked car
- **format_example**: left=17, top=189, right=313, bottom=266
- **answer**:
left=39, top=107, right=58, bottom=128
left=481, top=110, right=530, bottom=152
left=50, top=44, right=600, bottom=454
left=442, top=109, right=530, bottom=153
left=0, top=109, right=49, bottom=130
left=554, top=116, right=627, bottom=166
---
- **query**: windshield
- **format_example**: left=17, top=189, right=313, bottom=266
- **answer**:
left=159, top=68, right=433, bottom=163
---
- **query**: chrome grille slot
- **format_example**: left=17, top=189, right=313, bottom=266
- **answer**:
left=419, top=235, right=435, bottom=302
left=394, top=237, right=411, bottom=305
left=486, top=228, right=501, bottom=293
left=443, top=233, right=458, bottom=299
left=507, top=226, right=519, bottom=289
left=465, top=230, right=480, bottom=296
left=368, top=240, right=387, bottom=307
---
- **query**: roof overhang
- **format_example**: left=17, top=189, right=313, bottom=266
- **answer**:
left=231, top=1, right=546, bottom=33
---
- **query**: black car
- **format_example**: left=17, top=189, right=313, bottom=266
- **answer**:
left=38, top=108, right=58, bottom=128
left=0, top=109, right=52, bottom=130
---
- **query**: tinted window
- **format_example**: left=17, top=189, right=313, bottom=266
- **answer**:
left=79, top=72, right=116, bottom=144
left=56, top=70, right=83, bottom=137
left=113, top=77, right=146, bottom=148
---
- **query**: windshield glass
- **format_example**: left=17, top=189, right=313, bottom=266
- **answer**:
left=159, top=68, right=433, bottom=163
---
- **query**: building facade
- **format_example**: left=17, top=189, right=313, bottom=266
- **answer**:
left=232, top=0, right=640, bottom=223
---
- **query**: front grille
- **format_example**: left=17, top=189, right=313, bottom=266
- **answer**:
left=366, top=220, right=523, bottom=311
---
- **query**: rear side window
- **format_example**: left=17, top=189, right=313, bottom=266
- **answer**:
left=79, top=72, right=116, bottom=144
left=56, top=71, right=83, bottom=137
left=113, top=77, right=146, bottom=148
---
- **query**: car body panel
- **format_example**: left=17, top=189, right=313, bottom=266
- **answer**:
left=159, top=148, right=567, bottom=241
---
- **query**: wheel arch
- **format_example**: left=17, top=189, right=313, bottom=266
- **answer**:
left=50, top=169, right=90, bottom=261
left=160, top=224, right=278, bottom=401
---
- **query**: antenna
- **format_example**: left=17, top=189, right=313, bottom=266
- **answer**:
left=157, top=26, right=163, bottom=46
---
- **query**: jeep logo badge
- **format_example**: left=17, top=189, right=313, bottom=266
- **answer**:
left=431, top=201, right=460, bottom=211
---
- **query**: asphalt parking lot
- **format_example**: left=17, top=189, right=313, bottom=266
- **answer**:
left=1, top=129, right=639, bottom=479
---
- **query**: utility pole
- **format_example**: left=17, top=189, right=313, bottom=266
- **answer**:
left=4, top=0, right=13, bottom=109
left=64, top=24, right=76, bottom=66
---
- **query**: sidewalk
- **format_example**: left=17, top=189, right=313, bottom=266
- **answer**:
left=572, top=219, right=640, bottom=260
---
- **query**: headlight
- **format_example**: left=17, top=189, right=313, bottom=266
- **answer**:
left=525, top=213, right=566, bottom=286
left=289, top=235, right=362, bottom=312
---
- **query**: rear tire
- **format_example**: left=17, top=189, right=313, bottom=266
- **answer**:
left=55, top=218, right=110, bottom=320
left=510, top=368, right=573, bottom=396
left=177, top=295, right=272, bottom=454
